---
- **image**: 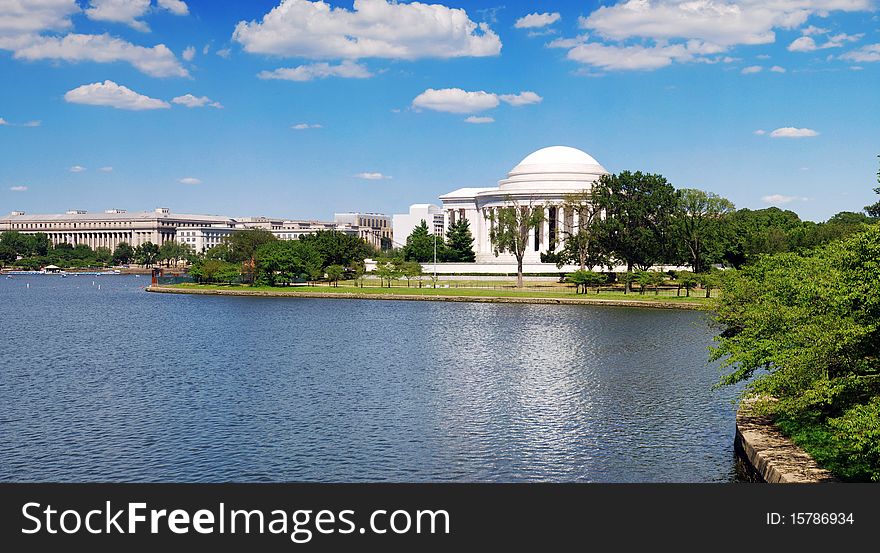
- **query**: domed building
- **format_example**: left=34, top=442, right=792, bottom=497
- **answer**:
left=439, top=146, right=609, bottom=264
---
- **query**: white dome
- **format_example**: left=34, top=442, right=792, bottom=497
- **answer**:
left=516, top=146, right=600, bottom=167
left=497, top=145, right=608, bottom=192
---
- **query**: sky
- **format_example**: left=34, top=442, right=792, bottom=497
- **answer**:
left=1, top=0, right=879, bottom=222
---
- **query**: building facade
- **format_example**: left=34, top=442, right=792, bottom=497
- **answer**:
left=333, top=212, right=392, bottom=249
left=392, top=204, right=445, bottom=247
left=0, top=208, right=232, bottom=251
left=439, top=146, right=609, bottom=264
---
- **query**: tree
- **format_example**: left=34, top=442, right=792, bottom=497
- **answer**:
left=718, top=207, right=802, bottom=268
left=558, top=190, right=607, bottom=270
left=93, top=247, right=112, bottom=266
left=374, top=258, right=402, bottom=287
left=444, top=218, right=476, bottom=262
left=674, top=271, right=699, bottom=297
left=710, top=226, right=880, bottom=481
left=134, top=242, right=159, bottom=267
left=634, top=270, right=665, bottom=295
left=221, top=229, right=278, bottom=263
left=325, top=264, right=345, bottom=287
left=674, top=188, right=734, bottom=274
left=487, top=197, right=545, bottom=288
left=159, top=241, right=192, bottom=267
left=0, top=243, right=15, bottom=266
left=565, top=269, right=607, bottom=294
left=399, top=260, right=423, bottom=287
left=299, top=230, right=373, bottom=269
left=865, top=154, right=880, bottom=218
left=255, top=240, right=322, bottom=286
left=190, top=258, right=240, bottom=284
left=592, top=171, right=680, bottom=291
left=113, top=242, right=134, bottom=265
left=403, top=220, right=438, bottom=262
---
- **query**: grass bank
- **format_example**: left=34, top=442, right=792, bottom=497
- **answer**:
left=153, top=283, right=709, bottom=309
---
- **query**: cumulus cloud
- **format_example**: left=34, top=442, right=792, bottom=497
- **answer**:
left=769, top=127, right=819, bottom=138
left=99, top=166, right=114, bottom=172
left=10, top=33, right=189, bottom=78
left=0, top=0, right=79, bottom=37
left=741, top=65, right=762, bottom=74
left=789, top=33, right=861, bottom=52
left=498, top=91, right=542, bottom=106
left=515, top=12, right=561, bottom=29
left=0, top=117, right=6, bottom=125
left=216, top=47, right=231, bottom=59
left=84, top=0, right=152, bottom=32
left=10, top=185, right=28, bottom=192
left=762, top=194, right=808, bottom=205
left=179, top=177, right=201, bottom=185
left=69, top=165, right=87, bottom=172
left=171, top=94, right=223, bottom=108
left=354, top=172, right=391, bottom=180
left=841, top=43, right=880, bottom=62
left=64, top=80, right=171, bottom=110
left=257, top=60, right=373, bottom=81
left=464, top=116, right=494, bottom=124
left=770, top=65, right=786, bottom=73
left=182, top=45, right=195, bottom=61
left=412, top=88, right=542, bottom=114
left=753, top=129, right=766, bottom=135
left=0, top=117, right=40, bottom=127
left=292, top=123, right=322, bottom=129
left=555, top=0, right=872, bottom=71
left=157, top=0, right=189, bottom=16
left=232, top=0, right=501, bottom=60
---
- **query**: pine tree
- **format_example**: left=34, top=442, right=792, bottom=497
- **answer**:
left=445, top=218, right=476, bottom=262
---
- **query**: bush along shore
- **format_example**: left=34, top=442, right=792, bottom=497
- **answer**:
left=711, top=225, right=880, bottom=482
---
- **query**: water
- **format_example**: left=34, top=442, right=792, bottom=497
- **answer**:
left=0, top=275, right=741, bottom=482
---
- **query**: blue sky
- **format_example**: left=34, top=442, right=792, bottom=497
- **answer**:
left=1, top=0, right=878, bottom=222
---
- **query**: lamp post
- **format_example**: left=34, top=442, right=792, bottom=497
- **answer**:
left=433, top=230, right=437, bottom=288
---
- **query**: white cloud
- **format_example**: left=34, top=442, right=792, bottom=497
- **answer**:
left=412, top=88, right=499, bottom=114
left=841, top=43, right=880, bottom=62
left=741, top=65, right=762, bottom=74
left=801, top=25, right=829, bottom=36
left=354, top=172, right=391, bottom=180
left=10, top=33, right=189, bottom=78
left=561, top=0, right=872, bottom=71
left=23, top=120, right=41, bottom=127
left=257, top=60, right=373, bottom=81
left=0, top=0, right=79, bottom=37
left=292, top=123, right=322, bottom=129
left=762, top=194, right=808, bottom=205
left=202, top=43, right=210, bottom=55
left=789, top=32, right=862, bottom=51
left=171, top=94, right=223, bottom=108
left=216, top=47, right=231, bottom=59
left=69, top=165, right=87, bottom=172
left=753, top=129, right=766, bottom=135
left=10, top=185, right=28, bottom=192
left=232, top=0, right=501, bottom=60
left=157, top=0, right=189, bottom=16
left=64, top=80, right=171, bottom=110
left=515, top=12, right=560, bottom=29
left=547, top=34, right=589, bottom=49
left=0, top=117, right=41, bottom=127
left=179, top=177, right=201, bottom=185
left=182, top=45, right=195, bottom=61
left=0, top=117, right=6, bottom=125
left=499, top=91, right=542, bottom=106
left=85, top=0, right=152, bottom=32
left=99, top=166, right=113, bottom=172
left=464, top=116, right=494, bottom=124
left=770, top=65, right=786, bottom=73
left=769, top=127, right=819, bottom=138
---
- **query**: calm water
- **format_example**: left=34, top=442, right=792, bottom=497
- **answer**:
left=0, top=275, right=740, bottom=482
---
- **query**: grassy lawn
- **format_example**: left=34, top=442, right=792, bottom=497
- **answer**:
left=167, top=282, right=711, bottom=304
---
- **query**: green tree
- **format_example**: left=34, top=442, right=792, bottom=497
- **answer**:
left=711, top=226, right=880, bottom=481
left=565, top=269, right=607, bottom=294
left=113, top=242, right=134, bottom=265
left=0, top=243, right=15, bottom=266
left=299, top=230, right=373, bottom=269
left=221, top=229, right=278, bottom=263
left=325, top=264, right=345, bottom=287
left=255, top=240, right=322, bottom=286
left=93, top=247, right=112, bottom=266
left=674, top=188, right=734, bottom=273
left=444, top=218, right=476, bottom=262
left=558, top=190, right=607, bottom=270
left=674, top=270, right=699, bottom=297
left=399, top=260, right=423, bottom=287
left=134, top=242, right=160, bottom=267
left=865, top=154, right=880, bottom=218
left=592, top=171, right=680, bottom=291
left=403, top=220, right=440, bottom=263
left=718, top=207, right=802, bottom=268
left=487, top=197, right=545, bottom=288
left=374, top=258, right=403, bottom=287
left=190, top=258, right=240, bottom=284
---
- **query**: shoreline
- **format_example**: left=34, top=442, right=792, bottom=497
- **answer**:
left=735, top=400, right=837, bottom=483
left=146, top=285, right=706, bottom=310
